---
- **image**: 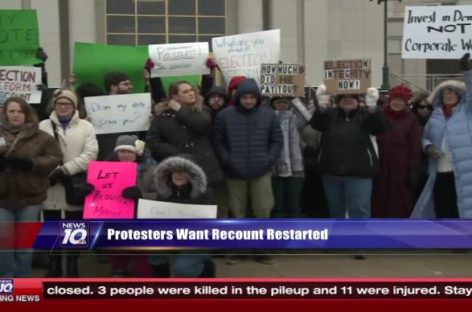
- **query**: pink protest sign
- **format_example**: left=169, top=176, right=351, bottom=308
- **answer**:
left=83, top=161, right=138, bottom=219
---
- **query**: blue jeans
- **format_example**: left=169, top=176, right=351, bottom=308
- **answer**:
left=322, top=175, right=372, bottom=219
left=0, top=205, right=42, bottom=277
left=149, top=254, right=209, bottom=277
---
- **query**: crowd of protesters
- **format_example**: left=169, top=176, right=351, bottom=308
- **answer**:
left=1, top=48, right=471, bottom=278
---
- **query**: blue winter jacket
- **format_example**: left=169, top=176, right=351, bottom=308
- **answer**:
left=411, top=70, right=472, bottom=218
left=212, top=79, right=283, bottom=179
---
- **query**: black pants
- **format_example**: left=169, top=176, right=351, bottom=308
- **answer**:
left=43, top=210, right=83, bottom=221
left=433, top=172, right=459, bottom=218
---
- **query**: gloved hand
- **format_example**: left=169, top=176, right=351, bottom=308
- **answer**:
left=49, top=167, right=67, bottom=186
left=206, top=57, right=218, bottom=70
left=36, top=47, right=48, bottom=62
left=366, top=87, right=379, bottom=108
left=7, top=157, right=34, bottom=171
left=145, top=58, right=155, bottom=72
left=425, top=144, right=444, bottom=160
left=316, top=84, right=330, bottom=109
left=78, top=183, right=95, bottom=197
left=122, top=186, right=142, bottom=200
left=460, top=53, right=470, bottom=71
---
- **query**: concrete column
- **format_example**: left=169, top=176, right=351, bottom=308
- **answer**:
left=303, top=0, right=328, bottom=86
left=237, top=0, right=263, bottom=33
left=0, top=0, right=22, bottom=9
left=69, top=0, right=96, bottom=67
left=269, top=0, right=302, bottom=64
left=30, top=0, right=61, bottom=87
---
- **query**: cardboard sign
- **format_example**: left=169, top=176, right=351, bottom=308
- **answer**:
left=149, top=42, right=210, bottom=77
left=0, top=66, right=42, bottom=103
left=137, top=199, right=217, bottom=219
left=84, top=93, right=151, bottom=134
left=0, top=10, right=41, bottom=65
left=260, top=64, right=305, bottom=97
left=212, top=29, right=281, bottom=85
left=402, top=5, right=472, bottom=59
left=323, top=59, right=371, bottom=95
left=83, top=161, right=137, bottom=219
left=73, top=42, right=148, bottom=94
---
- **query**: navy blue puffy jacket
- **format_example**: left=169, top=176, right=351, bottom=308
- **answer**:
left=212, top=79, right=283, bottom=179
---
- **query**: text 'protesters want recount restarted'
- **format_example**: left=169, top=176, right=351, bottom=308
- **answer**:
left=106, top=228, right=329, bottom=241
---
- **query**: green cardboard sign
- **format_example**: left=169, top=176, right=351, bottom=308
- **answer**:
left=0, top=10, right=41, bottom=65
left=73, top=42, right=148, bottom=94
left=73, top=42, right=201, bottom=96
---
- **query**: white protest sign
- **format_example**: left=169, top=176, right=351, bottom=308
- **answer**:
left=84, top=93, right=151, bottom=134
left=137, top=199, right=217, bottom=219
left=0, top=66, right=42, bottom=103
left=402, top=5, right=472, bottom=59
left=212, top=29, right=281, bottom=85
left=149, top=42, right=210, bottom=77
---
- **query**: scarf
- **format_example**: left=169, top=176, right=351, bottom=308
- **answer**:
left=383, top=106, right=408, bottom=123
left=58, top=116, right=72, bottom=130
left=0, top=116, right=36, bottom=155
left=442, top=105, right=456, bottom=120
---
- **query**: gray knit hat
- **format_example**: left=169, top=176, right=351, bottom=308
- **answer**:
left=114, top=135, right=145, bottom=156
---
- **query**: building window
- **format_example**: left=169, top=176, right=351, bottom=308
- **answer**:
left=105, top=0, right=226, bottom=45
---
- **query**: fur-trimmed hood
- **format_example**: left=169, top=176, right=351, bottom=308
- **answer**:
left=154, top=156, right=207, bottom=199
left=427, top=80, right=466, bottom=109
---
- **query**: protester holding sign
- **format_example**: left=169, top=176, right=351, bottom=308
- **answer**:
left=311, top=86, right=387, bottom=220
left=412, top=54, right=472, bottom=219
left=82, top=135, right=157, bottom=277
left=38, top=89, right=98, bottom=277
left=372, top=85, right=422, bottom=218
left=149, top=155, right=215, bottom=278
left=0, top=97, right=62, bottom=277
left=147, top=80, right=224, bottom=215
left=270, top=97, right=310, bottom=218
left=95, top=71, right=140, bottom=161
left=144, top=57, right=217, bottom=104
left=109, top=135, right=156, bottom=277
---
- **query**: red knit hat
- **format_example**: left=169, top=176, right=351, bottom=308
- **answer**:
left=227, top=76, right=246, bottom=97
left=388, top=84, right=413, bottom=103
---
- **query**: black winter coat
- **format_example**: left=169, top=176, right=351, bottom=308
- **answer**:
left=310, top=107, right=388, bottom=177
left=146, top=106, right=223, bottom=183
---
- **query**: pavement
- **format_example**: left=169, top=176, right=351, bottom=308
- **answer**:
left=32, top=251, right=472, bottom=278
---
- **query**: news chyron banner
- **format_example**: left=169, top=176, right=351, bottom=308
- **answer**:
left=3, top=279, right=472, bottom=304
left=20, top=220, right=472, bottom=250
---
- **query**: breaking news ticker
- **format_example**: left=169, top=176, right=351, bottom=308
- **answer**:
left=2, top=279, right=472, bottom=302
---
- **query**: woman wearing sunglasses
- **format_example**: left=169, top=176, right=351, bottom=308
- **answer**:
left=411, top=92, right=433, bottom=128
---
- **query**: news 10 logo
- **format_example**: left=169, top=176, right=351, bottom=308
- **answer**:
left=60, top=222, right=90, bottom=249
left=0, top=279, right=13, bottom=294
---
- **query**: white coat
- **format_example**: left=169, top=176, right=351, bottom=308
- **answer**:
left=39, top=111, right=98, bottom=211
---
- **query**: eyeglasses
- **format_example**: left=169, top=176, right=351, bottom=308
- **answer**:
left=417, top=105, right=432, bottom=110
